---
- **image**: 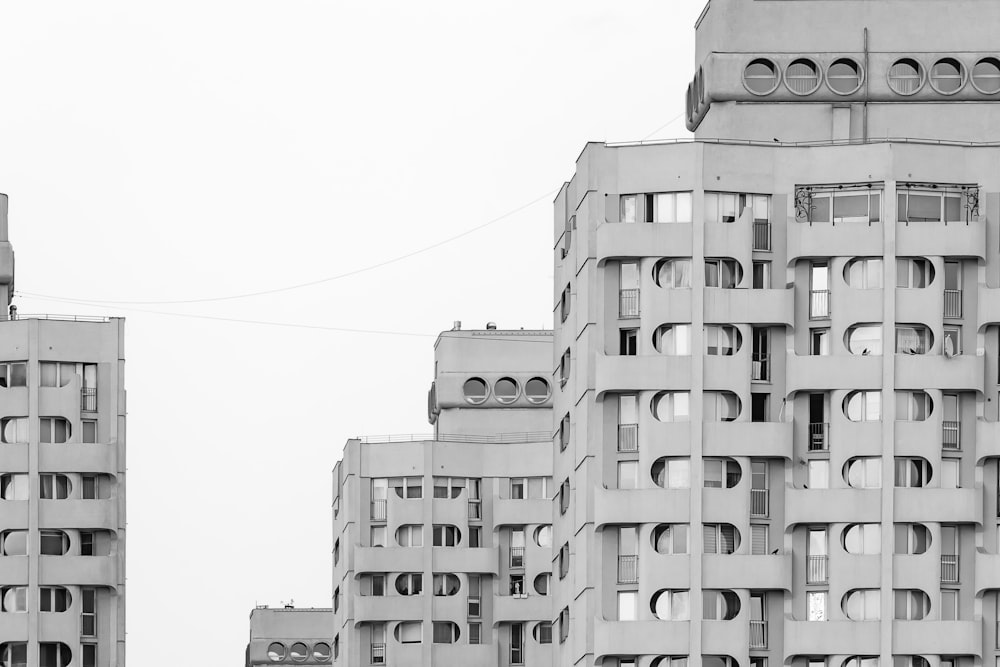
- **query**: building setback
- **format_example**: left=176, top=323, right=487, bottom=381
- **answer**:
left=0, top=194, right=126, bottom=667
left=552, top=2, right=1000, bottom=667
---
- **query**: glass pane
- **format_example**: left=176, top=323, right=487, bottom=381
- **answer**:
left=621, top=196, right=636, bottom=223
left=908, top=193, right=941, bottom=221
left=39, top=363, right=57, bottom=387
left=834, top=193, right=869, bottom=222
left=668, top=460, right=690, bottom=488
left=811, top=194, right=830, bottom=223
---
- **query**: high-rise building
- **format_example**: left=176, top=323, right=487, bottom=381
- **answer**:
left=552, top=2, right=1000, bottom=667
left=0, top=194, right=126, bottom=667
left=330, top=324, right=553, bottom=666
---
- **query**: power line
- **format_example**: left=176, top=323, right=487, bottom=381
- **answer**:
left=641, top=110, right=687, bottom=140
left=18, top=188, right=558, bottom=307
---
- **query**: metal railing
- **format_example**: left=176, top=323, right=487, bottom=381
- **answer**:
left=749, top=620, right=768, bottom=649
left=80, top=387, right=97, bottom=412
left=370, top=499, right=386, bottom=521
left=942, top=421, right=961, bottom=449
left=371, top=643, right=386, bottom=664
left=750, top=488, right=769, bottom=517
left=617, top=555, right=638, bottom=584
left=11, top=313, right=112, bottom=323
left=619, top=289, right=640, bottom=318
left=468, top=500, right=482, bottom=520
left=753, top=221, right=771, bottom=251
left=944, top=289, right=963, bottom=318
left=807, top=555, right=828, bottom=583
left=751, top=353, right=770, bottom=382
left=941, top=554, right=959, bottom=583
left=810, top=290, right=831, bottom=319
left=510, top=546, right=525, bottom=568
left=617, top=424, right=638, bottom=452
left=809, top=423, right=829, bottom=451
left=357, top=431, right=550, bottom=444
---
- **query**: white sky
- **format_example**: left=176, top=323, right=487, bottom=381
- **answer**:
left=0, top=1, right=703, bottom=662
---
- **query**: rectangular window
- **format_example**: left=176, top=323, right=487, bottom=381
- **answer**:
left=82, top=420, right=97, bottom=444
left=82, top=644, right=97, bottom=667
left=943, top=326, right=962, bottom=356
left=40, top=530, right=68, bottom=556
left=468, top=622, right=481, bottom=644
left=39, top=418, right=69, bottom=444
left=617, top=461, right=638, bottom=490
left=370, top=526, right=386, bottom=547
left=703, top=524, right=737, bottom=554
left=619, top=328, right=638, bottom=356
left=807, top=528, right=828, bottom=583
left=752, top=261, right=771, bottom=289
left=898, top=188, right=962, bottom=223
left=620, top=195, right=637, bottom=223
left=371, top=574, right=385, bottom=597
left=940, top=589, right=958, bottom=620
left=510, top=478, right=526, bottom=499
left=941, top=459, right=961, bottom=488
left=39, top=474, right=69, bottom=500
left=433, top=525, right=459, bottom=547
left=537, top=622, right=552, bottom=644
left=82, top=475, right=98, bottom=500
left=0, top=362, right=27, bottom=388
left=617, top=591, right=638, bottom=621
left=751, top=393, right=769, bottom=422
left=391, top=477, right=422, bottom=499
left=705, top=259, right=740, bottom=288
left=468, top=526, right=482, bottom=548
left=80, top=531, right=95, bottom=556
left=751, top=524, right=769, bottom=555
left=81, top=588, right=97, bottom=636
left=808, top=460, right=829, bottom=489
left=807, top=188, right=881, bottom=224
left=647, top=192, right=692, bottom=223
left=807, top=591, right=827, bottom=621
left=810, top=263, right=830, bottom=318
left=810, top=328, right=830, bottom=356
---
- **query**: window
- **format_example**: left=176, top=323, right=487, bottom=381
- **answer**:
left=930, top=58, right=965, bottom=94
left=313, top=643, right=331, bottom=662
left=897, top=187, right=963, bottom=223
left=896, top=391, right=931, bottom=421
left=559, top=349, right=571, bottom=386
left=619, top=328, right=638, bottom=356
left=896, top=258, right=933, bottom=288
left=38, top=643, right=71, bottom=667
left=704, top=392, right=740, bottom=422
left=704, top=325, right=740, bottom=356
left=618, top=394, right=638, bottom=452
left=704, top=192, right=769, bottom=224
left=894, top=524, right=930, bottom=555
left=752, top=261, right=771, bottom=289
left=0, top=531, right=26, bottom=556
left=807, top=528, right=828, bottom=583
left=39, top=474, right=70, bottom=500
left=653, top=524, right=689, bottom=555
left=705, top=258, right=741, bottom=288
left=620, top=262, right=640, bottom=318
left=468, top=622, right=481, bottom=645
left=807, top=591, right=827, bottom=621
left=653, top=324, right=691, bottom=355
left=651, top=589, right=690, bottom=620
left=845, top=391, right=881, bottom=421
left=534, top=525, right=552, bottom=548
left=843, top=524, right=881, bottom=555
left=810, top=328, right=830, bottom=355
left=39, top=418, right=70, bottom=444
left=39, top=586, right=70, bottom=612
left=744, top=58, right=779, bottom=94
left=432, top=622, right=459, bottom=644
left=289, top=643, right=308, bottom=661
left=703, top=524, right=739, bottom=554
left=808, top=460, right=829, bottom=489
left=39, top=362, right=89, bottom=388
left=370, top=526, right=386, bottom=547
left=845, top=458, right=881, bottom=488
left=0, top=418, right=27, bottom=444
left=0, top=475, right=26, bottom=501
left=510, top=478, right=526, bottom=499
left=391, top=477, right=422, bottom=499
left=653, top=391, right=690, bottom=422
left=750, top=524, right=768, bottom=555
left=370, top=623, right=386, bottom=662
left=432, top=525, right=460, bottom=547
left=82, top=420, right=97, bottom=444
left=751, top=393, right=769, bottom=422
left=395, top=525, right=422, bottom=547
left=786, top=58, right=820, bottom=94
left=370, top=574, right=386, bottom=596
left=534, top=622, right=552, bottom=644
left=494, top=378, right=519, bottom=404
left=806, top=189, right=881, bottom=224
left=558, top=607, right=569, bottom=643
left=704, top=459, right=740, bottom=489
left=888, top=58, right=924, bottom=95
left=827, top=58, right=863, bottom=94
left=895, top=325, right=931, bottom=354
left=509, top=622, right=524, bottom=664
left=40, top=530, right=68, bottom=556
left=0, top=362, right=26, bottom=388
left=0, top=587, right=25, bottom=612
left=844, top=258, right=883, bottom=289
left=558, top=413, right=570, bottom=452
left=79, top=531, right=95, bottom=556
left=534, top=573, right=550, bottom=595
left=655, top=258, right=692, bottom=288
left=559, top=284, right=571, bottom=323
left=395, top=573, right=423, bottom=596
left=846, top=325, right=882, bottom=355
left=510, top=527, right=525, bottom=568
left=894, top=590, right=929, bottom=620
left=463, top=378, right=488, bottom=404
left=558, top=543, right=570, bottom=579
left=0, top=643, right=26, bottom=667
left=617, top=461, right=638, bottom=490
left=972, top=57, right=1000, bottom=94
left=644, top=192, right=692, bottom=223
left=621, top=195, right=637, bottom=223
left=894, top=458, right=931, bottom=488
left=618, top=591, right=638, bottom=621
left=558, top=478, right=570, bottom=514
left=810, top=263, right=830, bottom=318
left=651, top=458, right=690, bottom=489
left=468, top=525, right=482, bottom=547
left=940, top=590, right=958, bottom=621
left=525, top=377, right=549, bottom=403
left=394, top=621, right=421, bottom=644
left=433, top=573, right=460, bottom=596
left=81, top=644, right=97, bottom=667
left=941, top=458, right=960, bottom=488
left=943, top=326, right=961, bottom=356
left=703, top=590, right=740, bottom=620
left=844, top=659, right=878, bottom=667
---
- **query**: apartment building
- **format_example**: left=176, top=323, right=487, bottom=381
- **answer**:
left=246, top=606, right=333, bottom=666
left=0, top=194, right=127, bottom=667
left=331, top=324, right=554, bottom=666
left=552, top=1, right=1000, bottom=667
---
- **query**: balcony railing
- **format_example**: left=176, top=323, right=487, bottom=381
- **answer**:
left=941, top=554, right=959, bottom=583
left=807, top=555, right=828, bottom=583
left=370, top=499, right=387, bottom=521
left=510, top=546, right=525, bottom=568
left=809, top=423, right=829, bottom=451
left=617, top=555, right=638, bottom=584
left=942, top=421, right=961, bottom=449
left=371, top=643, right=386, bottom=664
left=750, top=488, right=769, bottom=517
left=753, top=221, right=771, bottom=251
left=80, top=387, right=97, bottom=412
left=944, top=289, right=963, bottom=318
left=749, top=619, right=767, bottom=649
left=810, top=290, right=831, bottom=319
left=619, top=289, right=640, bottom=318
left=751, top=353, right=770, bottom=382
left=617, top=423, right=638, bottom=452
left=468, top=500, right=482, bottom=520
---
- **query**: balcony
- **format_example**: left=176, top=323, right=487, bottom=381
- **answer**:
left=355, top=594, right=423, bottom=621
left=595, top=353, right=692, bottom=396
left=806, top=555, right=828, bottom=583
left=617, top=555, right=638, bottom=584
left=702, top=553, right=791, bottom=590
left=749, top=619, right=767, bottom=649
left=751, top=353, right=770, bottom=382
left=371, top=643, right=385, bottom=665
left=895, top=353, right=982, bottom=392
left=510, top=546, right=525, bottom=569
left=594, top=619, right=689, bottom=658
left=785, top=487, right=881, bottom=524
left=892, top=620, right=981, bottom=656
left=619, top=289, right=640, bottom=318
left=702, top=420, right=792, bottom=459
left=753, top=221, right=771, bottom=251
left=975, top=552, right=1000, bottom=593
left=594, top=487, right=690, bottom=527
left=703, top=287, right=793, bottom=325
left=809, top=290, right=830, bottom=319
left=750, top=488, right=768, bottom=517
left=893, top=487, right=981, bottom=524
left=940, top=554, right=959, bottom=583
left=595, top=219, right=692, bottom=262
left=895, top=217, right=987, bottom=261
left=943, top=289, right=963, bottom=318
left=976, top=419, right=1000, bottom=462
left=370, top=500, right=386, bottom=522
left=787, top=353, right=880, bottom=392
left=978, top=284, right=1000, bottom=327
left=80, top=387, right=97, bottom=412
left=787, top=217, right=883, bottom=260
left=617, top=424, right=638, bottom=452
left=784, top=620, right=879, bottom=655
left=808, top=423, right=829, bottom=451
left=942, top=421, right=960, bottom=450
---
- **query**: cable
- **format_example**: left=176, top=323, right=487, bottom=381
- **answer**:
left=18, top=188, right=558, bottom=306
left=641, top=111, right=687, bottom=141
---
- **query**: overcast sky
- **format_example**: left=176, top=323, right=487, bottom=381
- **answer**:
left=0, top=1, right=704, bottom=662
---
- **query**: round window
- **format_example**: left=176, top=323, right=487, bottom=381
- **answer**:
left=827, top=58, right=863, bottom=94
left=462, top=378, right=488, bottom=405
left=267, top=642, right=286, bottom=662
left=289, top=642, right=308, bottom=662
left=743, top=59, right=779, bottom=95
left=524, top=377, right=550, bottom=404
left=888, top=58, right=925, bottom=95
left=972, top=57, right=1000, bottom=94
left=494, top=377, right=519, bottom=404
left=313, top=642, right=332, bottom=661
left=930, top=58, right=965, bottom=94
left=785, top=58, right=820, bottom=95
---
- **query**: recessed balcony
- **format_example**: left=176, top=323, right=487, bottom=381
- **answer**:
left=594, top=354, right=692, bottom=397
left=895, top=218, right=986, bottom=261
left=787, top=219, right=883, bottom=260
left=595, top=221, right=693, bottom=262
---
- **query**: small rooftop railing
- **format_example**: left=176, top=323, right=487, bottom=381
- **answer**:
left=357, top=431, right=550, bottom=444
left=8, top=314, right=112, bottom=323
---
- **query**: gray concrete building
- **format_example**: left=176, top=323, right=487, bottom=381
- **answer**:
left=0, top=194, right=127, bottom=667
left=553, top=1, right=1000, bottom=667
left=246, top=606, right=333, bottom=666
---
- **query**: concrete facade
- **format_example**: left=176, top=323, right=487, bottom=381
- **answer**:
left=246, top=607, right=333, bottom=666
left=0, top=194, right=127, bottom=667
left=331, top=326, right=554, bottom=666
